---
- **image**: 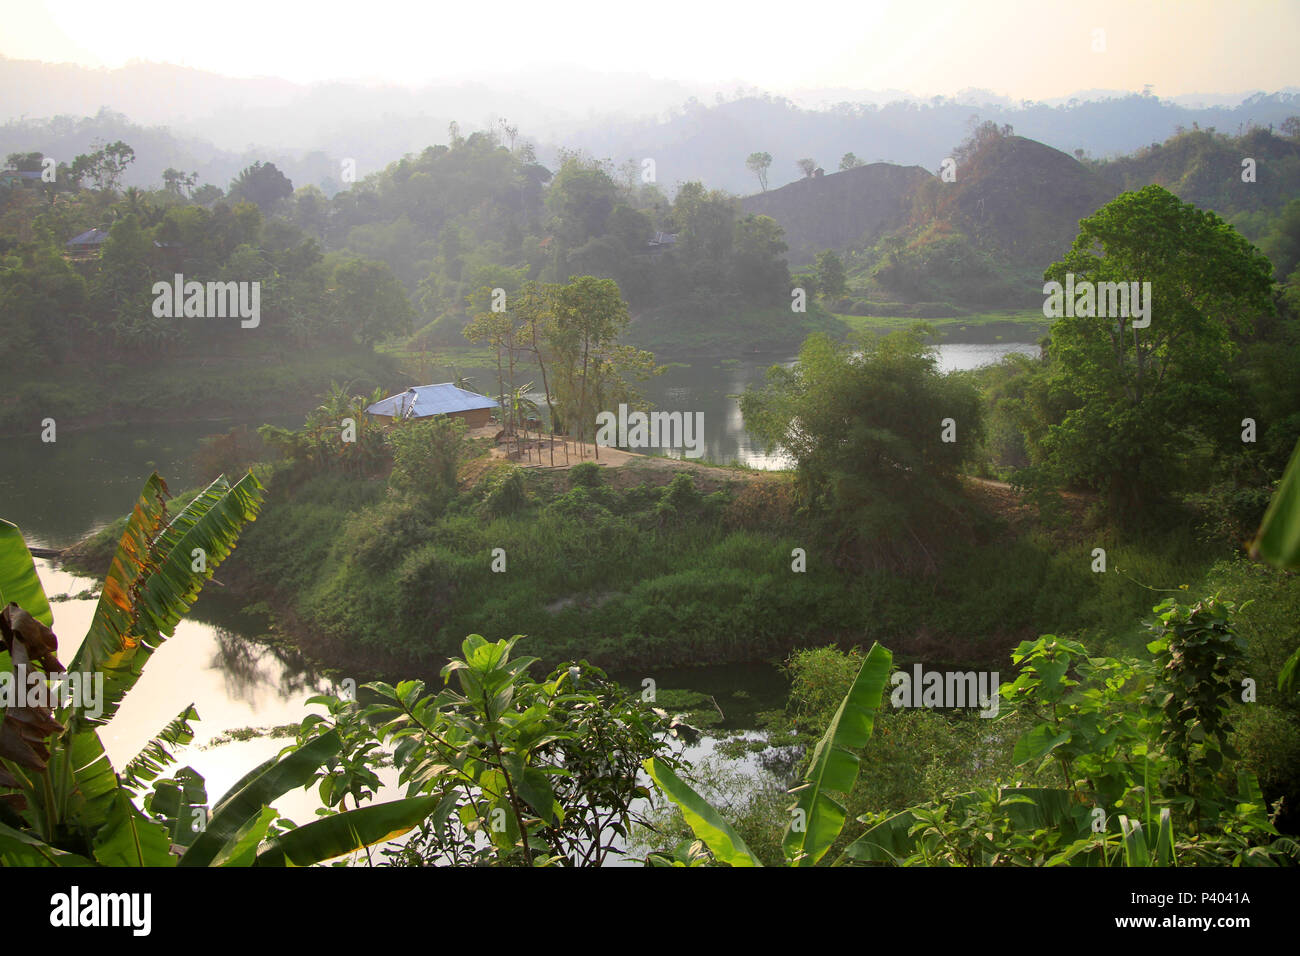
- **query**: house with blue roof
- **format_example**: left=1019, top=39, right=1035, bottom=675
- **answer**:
left=365, top=383, right=499, bottom=428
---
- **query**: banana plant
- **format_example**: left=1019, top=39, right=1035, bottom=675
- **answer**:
left=643, top=642, right=894, bottom=866
left=1, top=472, right=437, bottom=867
left=1252, top=438, right=1300, bottom=693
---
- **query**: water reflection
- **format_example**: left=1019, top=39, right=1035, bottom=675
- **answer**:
left=207, top=628, right=322, bottom=705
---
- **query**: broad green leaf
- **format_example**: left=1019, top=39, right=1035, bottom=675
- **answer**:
left=782, top=642, right=892, bottom=866
left=144, top=767, right=208, bottom=848
left=841, top=807, right=923, bottom=864
left=46, top=729, right=120, bottom=831
left=643, top=757, right=761, bottom=867
left=501, top=752, right=561, bottom=825
left=0, top=519, right=53, bottom=626
left=1252, top=439, right=1300, bottom=569
left=212, top=806, right=279, bottom=867
left=255, top=795, right=440, bottom=866
left=180, top=730, right=341, bottom=867
left=66, top=472, right=263, bottom=732
left=93, top=791, right=178, bottom=866
left=0, top=821, right=95, bottom=866
left=1013, top=724, right=1072, bottom=766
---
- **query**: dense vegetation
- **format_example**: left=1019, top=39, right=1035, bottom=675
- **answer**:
left=6, top=97, right=1300, bottom=868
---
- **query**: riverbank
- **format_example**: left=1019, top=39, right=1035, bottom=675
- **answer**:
left=60, top=444, right=1229, bottom=679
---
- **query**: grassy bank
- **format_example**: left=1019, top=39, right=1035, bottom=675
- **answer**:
left=171, top=451, right=1238, bottom=676
left=835, top=309, right=1051, bottom=343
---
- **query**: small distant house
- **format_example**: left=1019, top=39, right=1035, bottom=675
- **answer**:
left=152, top=239, right=184, bottom=271
left=65, top=228, right=110, bottom=260
left=0, top=170, right=42, bottom=188
left=365, top=383, right=498, bottom=428
left=646, top=232, right=678, bottom=252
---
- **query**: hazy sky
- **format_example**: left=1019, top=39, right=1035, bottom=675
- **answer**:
left=4, top=0, right=1298, bottom=99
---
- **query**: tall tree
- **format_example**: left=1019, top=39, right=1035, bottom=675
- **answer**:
left=229, top=161, right=294, bottom=211
left=745, top=152, right=772, bottom=192
left=1039, top=185, right=1275, bottom=518
left=548, top=275, right=631, bottom=459
left=815, top=250, right=848, bottom=298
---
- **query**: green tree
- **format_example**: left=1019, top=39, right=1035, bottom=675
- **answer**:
left=731, top=214, right=789, bottom=303
left=546, top=154, right=619, bottom=246
left=548, top=275, right=632, bottom=457
left=68, top=141, right=135, bottom=192
left=161, top=168, right=198, bottom=197
left=1038, top=185, right=1275, bottom=518
left=229, top=161, right=294, bottom=211
left=1259, top=198, right=1300, bottom=283
left=745, top=151, right=772, bottom=192
left=742, top=327, right=983, bottom=567
left=814, top=249, right=848, bottom=298
left=839, top=152, right=864, bottom=171
left=331, top=257, right=415, bottom=346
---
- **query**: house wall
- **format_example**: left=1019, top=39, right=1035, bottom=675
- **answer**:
left=449, top=408, right=494, bottom=428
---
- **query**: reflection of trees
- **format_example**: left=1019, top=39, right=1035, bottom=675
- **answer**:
left=758, top=744, right=803, bottom=788
left=209, top=629, right=324, bottom=704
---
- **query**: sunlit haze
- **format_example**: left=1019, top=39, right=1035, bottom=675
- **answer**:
left=4, top=0, right=1298, bottom=99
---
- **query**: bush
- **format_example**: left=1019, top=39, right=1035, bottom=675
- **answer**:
left=479, top=465, right=528, bottom=517
left=389, top=417, right=467, bottom=503
left=569, top=461, right=604, bottom=489
left=547, top=486, right=612, bottom=521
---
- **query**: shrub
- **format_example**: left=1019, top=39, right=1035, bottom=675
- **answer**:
left=479, top=465, right=528, bottom=517
left=569, top=460, right=604, bottom=489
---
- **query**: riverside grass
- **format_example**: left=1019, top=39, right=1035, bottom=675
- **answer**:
left=210, top=458, right=1231, bottom=673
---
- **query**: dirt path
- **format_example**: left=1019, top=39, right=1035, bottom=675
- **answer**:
left=479, top=430, right=774, bottom=492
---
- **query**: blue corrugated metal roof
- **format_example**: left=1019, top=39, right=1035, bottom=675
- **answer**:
left=67, top=228, right=109, bottom=246
left=366, top=383, right=498, bottom=419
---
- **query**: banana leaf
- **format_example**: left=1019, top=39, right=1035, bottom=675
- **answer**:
left=65, top=472, right=262, bottom=732
left=0, top=820, right=95, bottom=866
left=122, top=704, right=201, bottom=793
left=783, top=642, right=892, bottom=866
left=92, top=790, right=178, bottom=866
left=0, top=519, right=53, bottom=627
left=179, top=730, right=341, bottom=867
left=643, top=757, right=762, bottom=867
left=255, top=795, right=441, bottom=866
left=144, top=767, right=208, bottom=849
left=1252, top=438, right=1300, bottom=569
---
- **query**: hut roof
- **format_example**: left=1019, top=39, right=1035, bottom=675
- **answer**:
left=365, top=383, right=497, bottom=420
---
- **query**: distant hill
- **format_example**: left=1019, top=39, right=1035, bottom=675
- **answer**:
left=740, top=162, right=930, bottom=263
left=923, top=135, right=1119, bottom=265
left=737, top=135, right=1117, bottom=271
left=1092, top=126, right=1300, bottom=237
left=3, top=55, right=1298, bottom=197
